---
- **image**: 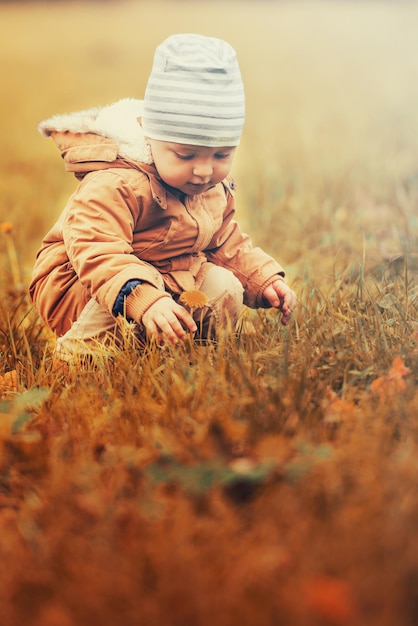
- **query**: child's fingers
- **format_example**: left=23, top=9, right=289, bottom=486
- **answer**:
left=263, top=281, right=297, bottom=324
left=283, top=288, right=298, bottom=312
left=265, top=281, right=295, bottom=308
left=175, top=306, right=198, bottom=335
left=280, top=309, right=293, bottom=325
left=263, top=283, right=281, bottom=307
left=280, top=290, right=297, bottom=325
left=143, top=302, right=197, bottom=344
left=155, top=313, right=185, bottom=343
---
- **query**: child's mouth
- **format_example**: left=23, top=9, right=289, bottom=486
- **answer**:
left=185, top=182, right=213, bottom=194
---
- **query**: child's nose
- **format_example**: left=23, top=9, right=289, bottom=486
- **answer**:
left=193, top=161, right=213, bottom=178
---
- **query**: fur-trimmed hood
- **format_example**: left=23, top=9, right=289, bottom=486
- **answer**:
left=38, top=98, right=153, bottom=164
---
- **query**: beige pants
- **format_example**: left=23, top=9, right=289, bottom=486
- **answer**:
left=55, top=265, right=244, bottom=359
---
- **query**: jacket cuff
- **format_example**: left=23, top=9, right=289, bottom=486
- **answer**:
left=112, top=279, right=142, bottom=317
left=125, top=283, right=171, bottom=323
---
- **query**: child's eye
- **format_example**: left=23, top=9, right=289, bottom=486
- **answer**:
left=215, top=153, right=230, bottom=160
left=175, top=152, right=194, bottom=161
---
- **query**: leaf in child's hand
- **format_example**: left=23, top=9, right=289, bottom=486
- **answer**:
left=179, top=290, right=209, bottom=309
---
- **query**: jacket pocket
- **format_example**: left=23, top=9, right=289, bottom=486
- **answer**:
left=132, top=219, right=179, bottom=258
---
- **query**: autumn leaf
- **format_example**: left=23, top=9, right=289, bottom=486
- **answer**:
left=305, top=575, right=355, bottom=623
left=371, top=356, right=412, bottom=397
left=322, top=388, right=357, bottom=425
left=179, top=289, right=209, bottom=310
left=389, top=355, right=412, bottom=379
left=0, top=370, right=17, bottom=396
left=0, top=222, right=13, bottom=234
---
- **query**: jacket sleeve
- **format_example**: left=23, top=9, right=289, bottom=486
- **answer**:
left=204, top=187, right=285, bottom=308
left=62, top=169, right=168, bottom=317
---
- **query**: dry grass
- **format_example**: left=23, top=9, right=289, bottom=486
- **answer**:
left=1, top=1, right=418, bottom=625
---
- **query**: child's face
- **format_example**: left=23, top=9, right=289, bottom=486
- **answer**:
left=148, top=140, right=236, bottom=195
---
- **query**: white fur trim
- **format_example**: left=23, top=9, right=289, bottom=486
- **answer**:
left=38, top=98, right=153, bottom=164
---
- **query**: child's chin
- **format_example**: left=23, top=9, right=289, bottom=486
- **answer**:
left=182, top=183, right=214, bottom=195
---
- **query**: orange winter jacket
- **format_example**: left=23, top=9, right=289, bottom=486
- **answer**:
left=29, top=100, right=285, bottom=335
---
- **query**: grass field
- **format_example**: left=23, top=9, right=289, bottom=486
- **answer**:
left=1, top=1, right=418, bottom=625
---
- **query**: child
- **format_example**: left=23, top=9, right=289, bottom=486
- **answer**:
left=30, top=34, right=297, bottom=358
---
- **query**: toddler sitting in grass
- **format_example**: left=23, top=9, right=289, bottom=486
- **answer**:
left=30, top=33, right=297, bottom=359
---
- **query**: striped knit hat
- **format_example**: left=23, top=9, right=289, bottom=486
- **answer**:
left=142, top=34, right=245, bottom=147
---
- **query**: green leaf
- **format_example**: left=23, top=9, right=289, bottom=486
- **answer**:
left=12, top=412, right=35, bottom=434
left=284, top=441, right=333, bottom=482
left=0, top=400, right=12, bottom=413
left=0, top=387, right=50, bottom=433
left=284, top=458, right=313, bottom=482
left=13, top=387, right=50, bottom=412
left=144, top=458, right=275, bottom=496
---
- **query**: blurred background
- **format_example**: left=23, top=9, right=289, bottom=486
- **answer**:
left=1, top=0, right=418, bottom=285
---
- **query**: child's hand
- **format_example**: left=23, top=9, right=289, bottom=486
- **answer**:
left=263, top=279, right=297, bottom=325
left=142, top=297, right=197, bottom=344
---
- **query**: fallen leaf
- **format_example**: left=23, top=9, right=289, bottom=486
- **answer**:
left=305, top=575, right=354, bottom=623
left=323, top=389, right=357, bottom=425
left=0, top=370, right=17, bottom=396
left=371, top=356, right=411, bottom=397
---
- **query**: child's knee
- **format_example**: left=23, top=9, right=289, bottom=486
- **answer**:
left=199, top=266, right=244, bottom=331
left=202, top=266, right=242, bottom=304
left=221, top=272, right=244, bottom=318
